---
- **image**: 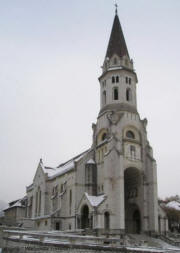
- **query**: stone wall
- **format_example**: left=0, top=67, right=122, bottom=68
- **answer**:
left=0, top=226, right=25, bottom=249
left=2, top=238, right=165, bottom=253
left=1, top=230, right=169, bottom=253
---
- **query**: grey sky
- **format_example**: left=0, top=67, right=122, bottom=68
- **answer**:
left=0, top=0, right=180, bottom=202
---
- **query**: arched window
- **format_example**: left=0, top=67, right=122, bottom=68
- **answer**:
left=102, top=91, right=106, bottom=106
left=126, top=130, right=135, bottom=139
left=126, top=88, right=132, bottom=101
left=112, top=76, right=115, bottom=83
left=104, top=212, right=110, bottom=229
left=116, top=76, right=119, bottom=83
left=113, top=87, right=119, bottom=100
left=102, top=132, right=107, bottom=141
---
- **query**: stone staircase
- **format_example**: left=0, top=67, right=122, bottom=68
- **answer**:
left=126, top=233, right=180, bottom=251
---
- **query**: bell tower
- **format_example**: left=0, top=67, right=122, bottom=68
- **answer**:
left=99, top=10, right=138, bottom=114
left=93, top=7, right=159, bottom=235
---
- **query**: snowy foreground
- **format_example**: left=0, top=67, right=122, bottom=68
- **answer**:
left=0, top=230, right=180, bottom=253
left=2, top=230, right=180, bottom=252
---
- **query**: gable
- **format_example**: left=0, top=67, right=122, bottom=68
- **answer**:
left=33, top=162, right=46, bottom=184
left=77, top=192, right=106, bottom=214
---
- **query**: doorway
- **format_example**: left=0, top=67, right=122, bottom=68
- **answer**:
left=81, top=205, right=89, bottom=229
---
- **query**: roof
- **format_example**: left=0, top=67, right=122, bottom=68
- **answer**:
left=26, top=183, right=33, bottom=191
left=86, top=159, right=96, bottom=165
left=4, top=199, right=25, bottom=211
left=40, top=149, right=90, bottom=180
left=85, top=193, right=105, bottom=207
left=9, top=199, right=20, bottom=207
left=105, top=14, right=129, bottom=59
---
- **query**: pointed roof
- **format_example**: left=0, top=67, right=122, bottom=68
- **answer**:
left=105, top=13, right=129, bottom=59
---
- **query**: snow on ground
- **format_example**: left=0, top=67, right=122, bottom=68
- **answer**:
left=154, top=238, right=180, bottom=250
left=127, top=247, right=163, bottom=252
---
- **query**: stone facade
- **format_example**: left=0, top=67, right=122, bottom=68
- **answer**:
left=23, top=11, right=168, bottom=235
left=3, top=199, right=27, bottom=227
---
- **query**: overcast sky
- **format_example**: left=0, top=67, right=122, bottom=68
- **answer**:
left=0, top=0, right=180, bottom=203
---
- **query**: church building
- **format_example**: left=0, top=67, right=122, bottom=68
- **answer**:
left=25, top=9, right=168, bottom=236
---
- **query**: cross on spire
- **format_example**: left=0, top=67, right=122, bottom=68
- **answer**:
left=115, top=2, right=118, bottom=15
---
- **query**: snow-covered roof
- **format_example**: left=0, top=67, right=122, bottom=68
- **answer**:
left=86, top=159, right=96, bottom=165
left=85, top=193, right=105, bottom=207
left=11, top=200, right=23, bottom=208
left=40, top=149, right=90, bottom=180
left=26, top=183, right=33, bottom=191
left=166, top=201, right=180, bottom=211
left=40, top=161, right=74, bottom=179
left=4, top=199, right=25, bottom=211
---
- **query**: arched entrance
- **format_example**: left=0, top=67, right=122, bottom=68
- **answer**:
left=104, top=212, right=110, bottom=230
left=81, top=205, right=89, bottom=229
left=124, top=167, right=142, bottom=234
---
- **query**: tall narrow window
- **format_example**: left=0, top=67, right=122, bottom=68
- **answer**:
left=116, top=76, right=119, bottom=83
left=98, top=150, right=100, bottom=162
left=38, top=190, right=41, bottom=216
left=126, top=88, right=132, bottom=101
left=35, top=192, right=38, bottom=216
left=126, top=77, right=128, bottom=84
left=104, top=212, right=110, bottom=229
left=69, top=190, right=72, bottom=215
left=130, top=145, right=136, bottom=159
left=112, top=76, right=115, bottom=83
left=87, top=168, right=91, bottom=182
left=113, top=57, right=117, bottom=65
left=102, top=91, right=106, bottom=106
left=113, top=87, right=119, bottom=100
left=101, top=149, right=104, bottom=160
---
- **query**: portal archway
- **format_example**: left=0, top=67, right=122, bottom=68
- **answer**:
left=124, top=167, right=142, bottom=233
left=81, top=205, right=89, bottom=229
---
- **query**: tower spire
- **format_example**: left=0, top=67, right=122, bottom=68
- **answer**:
left=105, top=8, right=129, bottom=60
